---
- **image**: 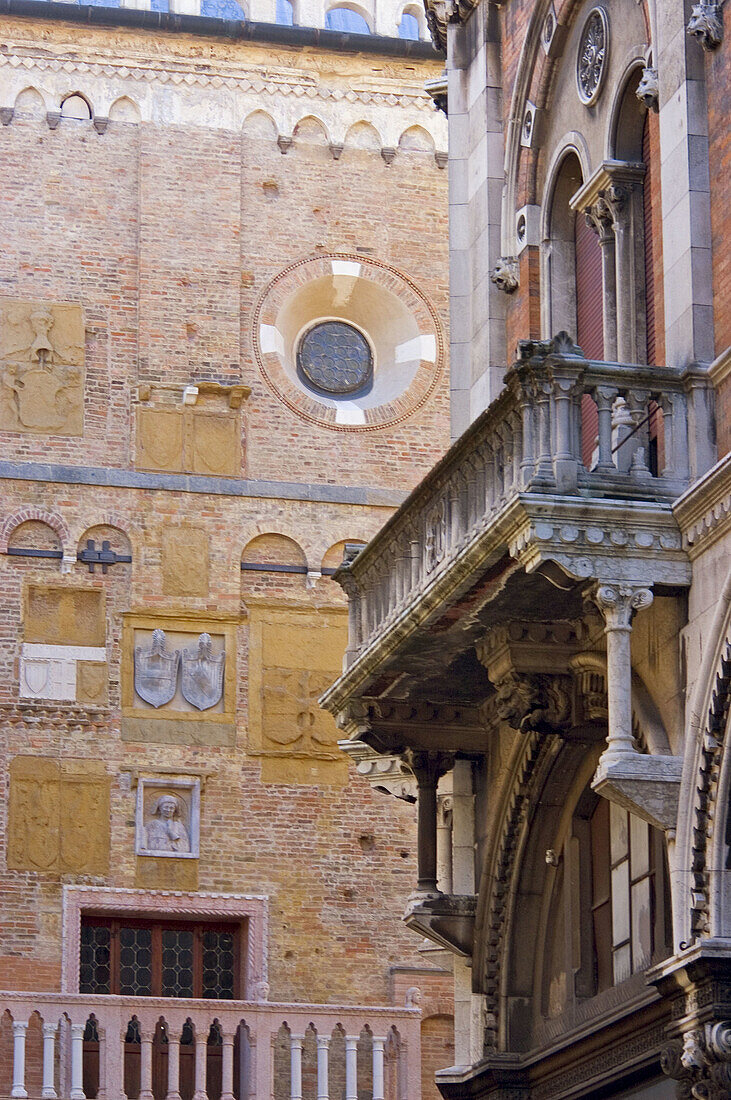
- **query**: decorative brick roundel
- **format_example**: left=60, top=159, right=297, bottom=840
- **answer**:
left=297, top=321, right=373, bottom=397
left=253, top=253, right=445, bottom=432
left=577, top=7, right=609, bottom=105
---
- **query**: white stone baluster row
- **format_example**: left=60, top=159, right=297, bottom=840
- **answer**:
left=1, top=995, right=421, bottom=1100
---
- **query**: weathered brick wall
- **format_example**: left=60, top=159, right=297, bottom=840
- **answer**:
left=0, top=11, right=452, bottom=1035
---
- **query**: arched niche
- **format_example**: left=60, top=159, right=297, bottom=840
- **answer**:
left=242, top=533, right=308, bottom=592
left=7, top=520, right=62, bottom=570
left=542, top=150, right=586, bottom=340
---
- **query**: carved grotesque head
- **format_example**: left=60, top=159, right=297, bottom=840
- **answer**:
left=687, top=4, right=723, bottom=50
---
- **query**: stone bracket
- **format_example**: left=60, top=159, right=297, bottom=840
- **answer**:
left=404, top=894, right=477, bottom=957
left=592, top=752, right=683, bottom=831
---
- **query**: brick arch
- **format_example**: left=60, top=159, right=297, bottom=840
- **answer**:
left=0, top=508, right=69, bottom=553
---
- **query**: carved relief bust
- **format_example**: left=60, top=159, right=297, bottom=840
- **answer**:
left=135, top=777, right=200, bottom=859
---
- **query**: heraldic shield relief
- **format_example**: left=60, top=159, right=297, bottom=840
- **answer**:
left=134, top=628, right=180, bottom=708
left=181, top=633, right=225, bottom=711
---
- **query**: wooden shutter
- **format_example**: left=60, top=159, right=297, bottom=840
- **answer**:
left=575, top=210, right=603, bottom=467
left=643, top=112, right=656, bottom=365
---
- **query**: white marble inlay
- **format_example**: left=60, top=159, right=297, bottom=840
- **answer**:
left=395, top=334, right=437, bottom=364
left=259, top=324, right=284, bottom=355
left=22, top=644, right=107, bottom=661
left=331, top=260, right=361, bottom=278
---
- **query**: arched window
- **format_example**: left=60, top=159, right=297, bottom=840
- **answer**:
left=61, top=94, right=92, bottom=121
left=325, top=6, right=371, bottom=33
left=398, top=10, right=419, bottom=38
left=275, top=0, right=294, bottom=24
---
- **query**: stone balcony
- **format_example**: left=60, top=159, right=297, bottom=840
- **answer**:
left=321, top=334, right=715, bottom=953
left=0, top=992, right=420, bottom=1100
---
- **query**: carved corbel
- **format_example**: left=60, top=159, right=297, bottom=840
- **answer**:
left=380, top=147, right=397, bottom=166
left=328, top=142, right=344, bottom=161
left=277, top=135, right=293, bottom=154
left=490, top=257, right=519, bottom=294
left=0, top=107, right=14, bottom=126
left=424, top=72, right=448, bottom=116
left=492, top=671, right=572, bottom=734
left=636, top=66, right=659, bottom=111
left=662, top=1022, right=731, bottom=1098
left=687, top=3, right=725, bottom=50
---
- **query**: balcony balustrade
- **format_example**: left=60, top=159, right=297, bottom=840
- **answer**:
left=331, top=335, right=710, bottom=671
left=0, top=991, right=419, bottom=1100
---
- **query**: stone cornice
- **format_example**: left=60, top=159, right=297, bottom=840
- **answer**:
left=673, top=452, right=731, bottom=558
left=709, top=344, right=731, bottom=388
left=569, top=159, right=646, bottom=213
left=321, top=492, right=690, bottom=713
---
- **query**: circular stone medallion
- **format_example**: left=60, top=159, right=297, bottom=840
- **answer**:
left=577, top=7, right=609, bottom=105
left=297, top=320, right=373, bottom=397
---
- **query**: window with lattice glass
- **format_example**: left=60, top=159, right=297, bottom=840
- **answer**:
left=80, top=918, right=241, bottom=998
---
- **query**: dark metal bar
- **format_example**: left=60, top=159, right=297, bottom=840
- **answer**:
left=6, top=547, right=63, bottom=559
left=241, top=562, right=308, bottom=575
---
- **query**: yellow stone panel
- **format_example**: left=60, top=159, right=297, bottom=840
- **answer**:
left=24, top=584, right=106, bottom=646
left=161, top=527, right=210, bottom=597
left=247, top=604, right=348, bottom=783
left=136, top=407, right=184, bottom=472
left=0, top=299, right=85, bottom=436
left=76, top=661, right=108, bottom=705
left=8, top=756, right=110, bottom=874
left=189, top=413, right=239, bottom=477
left=136, top=856, right=199, bottom=891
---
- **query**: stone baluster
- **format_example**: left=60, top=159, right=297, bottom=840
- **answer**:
left=289, top=1035, right=304, bottom=1100
left=96, top=1026, right=107, bottom=1100
left=408, top=529, right=420, bottom=590
left=220, top=1033, right=235, bottom=1100
left=593, top=384, right=618, bottom=471
left=192, top=1028, right=207, bottom=1100
left=139, top=1029, right=155, bottom=1100
left=11, top=1020, right=29, bottom=1100
left=551, top=368, right=580, bottom=492
left=316, top=1035, right=330, bottom=1100
left=164, top=1030, right=181, bottom=1100
left=661, top=390, right=690, bottom=481
left=404, top=751, right=454, bottom=899
left=534, top=379, right=554, bottom=485
left=42, top=1022, right=58, bottom=1100
left=447, top=482, right=461, bottom=552
left=626, top=387, right=652, bottom=478
left=518, top=380, right=536, bottom=486
left=344, top=1037, right=359, bottom=1100
left=593, top=584, right=653, bottom=762
left=372, top=1038, right=386, bottom=1100
left=509, top=411, right=522, bottom=495
left=70, top=1023, right=86, bottom=1100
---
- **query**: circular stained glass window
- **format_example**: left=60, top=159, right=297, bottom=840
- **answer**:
left=297, top=321, right=373, bottom=397
left=577, top=8, right=608, bottom=105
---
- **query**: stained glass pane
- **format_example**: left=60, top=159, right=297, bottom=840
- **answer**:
left=161, top=929, right=195, bottom=998
left=80, top=924, right=111, bottom=995
left=297, top=321, right=373, bottom=397
left=201, top=930, right=236, bottom=999
left=118, top=928, right=153, bottom=996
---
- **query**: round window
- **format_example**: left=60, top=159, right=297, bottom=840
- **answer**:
left=296, top=320, right=373, bottom=397
left=576, top=8, right=609, bottom=105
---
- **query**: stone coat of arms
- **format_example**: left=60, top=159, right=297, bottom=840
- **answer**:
left=181, top=633, right=225, bottom=711
left=134, top=629, right=180, bottom=708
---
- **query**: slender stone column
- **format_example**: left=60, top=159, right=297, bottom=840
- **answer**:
left=220, top=1034, right=235, bottom=1100
left=344, top=1037, right=359, bottom=1100
left=593, top=584, right=653, bottom=761
left=192, top=1032, right=207, bottom=1100
left=96, top=1026, right=107, bottom=1100
left=42, top=1023, right=58, bottom=1100
left=70, top=1024, right=86, bottom=1100
left=139, top=1032, right=154, bottom=1100
left=372, top=1039, right=386, bottom=1100
left=404, top=751, right=454, bottom=899
left=289, top=1036, right=303, bottom=1100
left=436, top=795, right=453, bottom=895
left=11, top=1020, right=29, bottom=1100
left=166, top=1036, right=181, bottom=1100
left=316, top=1035, right=330, bottom=1100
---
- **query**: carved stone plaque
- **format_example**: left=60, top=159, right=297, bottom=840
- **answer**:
left=76, top=661, right=108, bottom=705
left=135, top=777, right=200, bottom=858
left=134, top=629, right=180, bottom=708
left=8, top=755, right=110, bottom=874
left=135, top=406, right=240, bottom=477
left=161, top=527, right=210, bottom=598
left=180, top=633, right=225, bottom=711
left=247, top=606, right=348, bottom=784
left=0, top=300, right=85, bottom=435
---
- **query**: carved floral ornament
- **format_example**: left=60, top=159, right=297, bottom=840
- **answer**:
left=576, top=7, right=609, bottom=105
left=662, top=1022, right=731, bottom=1098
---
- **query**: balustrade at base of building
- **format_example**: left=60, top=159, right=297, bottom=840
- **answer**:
left=0, top=992, right=420, bottom=1100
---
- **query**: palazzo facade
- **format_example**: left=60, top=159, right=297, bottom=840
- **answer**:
left=0, top=3, right=453, bottom=1099
left=323, top=0, right=731, bottom=1096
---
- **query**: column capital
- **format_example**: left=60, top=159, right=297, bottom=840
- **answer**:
left=593, top=583, right=653, bottom=630
left=316, top=1035, right=330, bottom=1050
left=42, top=1023, right=57, bottom=1039
left=402, top=749, right=454, bottom=786
left=12, top=1021, right=28, bottom=1036
left=70, top=1023, right=86, bottom=1039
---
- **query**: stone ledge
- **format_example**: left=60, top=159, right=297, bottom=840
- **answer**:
left=591, top=752, right=683, bottom=830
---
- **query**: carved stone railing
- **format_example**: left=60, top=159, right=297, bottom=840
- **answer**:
left=0, top=991, right=419, bottom=1100
left=330, top=335, right=710, bottom=673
